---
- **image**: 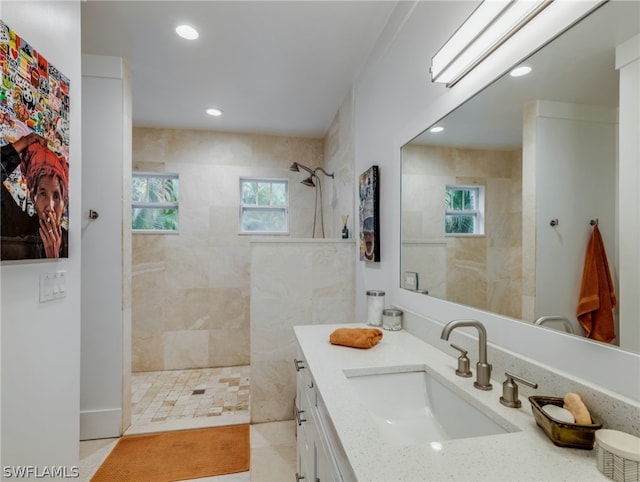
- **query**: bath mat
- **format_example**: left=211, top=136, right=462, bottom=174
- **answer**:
left=91, top=424, right=250, bottom=481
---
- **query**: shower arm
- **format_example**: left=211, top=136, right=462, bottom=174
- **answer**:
left=314, top=167, right=335, bottom=179
left=297, top=164, right=315, bottom=175
left=290, top=162, right=334, bottom=179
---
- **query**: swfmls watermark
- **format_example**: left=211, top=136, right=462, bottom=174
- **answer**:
left=3, top=466, right=80, bottom=479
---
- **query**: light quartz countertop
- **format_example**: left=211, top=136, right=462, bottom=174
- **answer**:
left=294, top=324, right=607, bottom=482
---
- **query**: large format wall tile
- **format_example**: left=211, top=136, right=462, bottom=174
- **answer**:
left=132, top=128, right=327, bottom=372
left=250, top=241, right=355, bottom=423
left=162, top=329, right=209, bottom=370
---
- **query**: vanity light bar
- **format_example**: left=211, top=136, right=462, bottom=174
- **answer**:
left=430, top=0, right=552, bottom=87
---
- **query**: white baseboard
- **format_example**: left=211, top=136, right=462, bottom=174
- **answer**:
left=80, top=408, right=122, bottom=440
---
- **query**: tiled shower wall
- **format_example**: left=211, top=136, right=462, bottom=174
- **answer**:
left=131, top=128, right=325, bottom=371
left=250, top=240, right=355, bottom=423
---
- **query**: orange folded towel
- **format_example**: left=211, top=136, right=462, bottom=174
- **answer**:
left=329, top=327, right=383, bottom=349
left=576, top=225, right=617, bottom=343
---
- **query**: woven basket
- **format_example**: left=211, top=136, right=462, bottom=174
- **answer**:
left=595, top=430, right=640, bottom=482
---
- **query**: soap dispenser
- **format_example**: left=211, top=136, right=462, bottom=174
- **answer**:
left=450, top=344, right=472, bottom=378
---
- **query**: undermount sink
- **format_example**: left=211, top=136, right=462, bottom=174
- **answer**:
left=346, top=369, right=514, bottom=445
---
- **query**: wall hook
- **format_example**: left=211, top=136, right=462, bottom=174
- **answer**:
left=590, top=219, right=599, bottom=226
left=549, top=219, right=558, bottom=227
left=89, top=209, right=99, bottom=220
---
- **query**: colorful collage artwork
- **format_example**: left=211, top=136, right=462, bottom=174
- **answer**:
left=1, top=20, right=70, bottom=260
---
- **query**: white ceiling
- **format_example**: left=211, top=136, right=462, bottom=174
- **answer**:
left=81, top=1, right=640, bottom=145
left=81, top=0, right=399, bottom=138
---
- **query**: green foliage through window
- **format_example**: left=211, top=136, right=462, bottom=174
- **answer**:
left=132, top=173, right=179, bottom=232
left=445, top=185, right=484, bottom=235
left=240, top=178, right=288, bottom=233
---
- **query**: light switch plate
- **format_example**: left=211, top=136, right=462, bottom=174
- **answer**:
left=404, top=271, right=418, bottom=290
left=39, top=271, right=67, bottom=303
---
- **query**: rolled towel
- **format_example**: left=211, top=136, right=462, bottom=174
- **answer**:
left=563, top=392, right=592, bottom=425
left=329, top=327, right=383, bottom=349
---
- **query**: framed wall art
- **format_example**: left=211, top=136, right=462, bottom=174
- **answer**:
left=359, top=165, right=380, bottom=262
left=1, top=20, right=70, bottom=260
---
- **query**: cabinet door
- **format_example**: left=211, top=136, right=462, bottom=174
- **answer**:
left=296, top=448, right=310, bottom=482
left=295, top=349, right=342, bottom=482
left=295, top=354, right=312, bottom=481
left=296, top=404, right=311, bottom=481
left=315, top=433, right=337, bottom=482
left=315, top=393, right=352, bottom=481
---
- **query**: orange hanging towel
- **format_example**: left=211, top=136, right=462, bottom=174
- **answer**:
left=576, top=225, right=617, bottom=343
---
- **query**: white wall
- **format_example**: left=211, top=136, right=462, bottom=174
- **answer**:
left=80, top=54, right=132, bottom=439
left=616, top=34, right=640, bottom=353
left=0, top=0, right=81, bottom=472
left=529, top=101, right=617, bottom=336
left=354, top=0, right=640, bottom=400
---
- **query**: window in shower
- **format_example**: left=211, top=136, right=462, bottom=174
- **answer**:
left=132, top=172, right=179, bottom=232
left=239, top=177, right=289, bottom=234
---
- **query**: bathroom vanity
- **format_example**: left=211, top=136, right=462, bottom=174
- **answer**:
left=294, top=324, right=608, bottom=481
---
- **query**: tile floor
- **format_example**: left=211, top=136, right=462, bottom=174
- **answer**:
left=79, top=366, right=297, bottom=482
left=129, top=366, right=251, bottom=434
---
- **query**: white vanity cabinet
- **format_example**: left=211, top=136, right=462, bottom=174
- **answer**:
left=294, top=348, right=346, bottom=482
left=294, top=324, right=617, bottom=481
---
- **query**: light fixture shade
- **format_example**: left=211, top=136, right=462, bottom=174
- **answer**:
left=289, top=162, right=299, bottom=172
left=430, top=0, right=551, bottom=87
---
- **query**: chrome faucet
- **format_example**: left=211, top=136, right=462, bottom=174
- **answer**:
left=441, top=319, right=492, bottom=390
left=533, top=315, right=575, bottom=334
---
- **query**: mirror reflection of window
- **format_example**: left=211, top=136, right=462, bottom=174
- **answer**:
left=445, top=185, right=484, bottom=235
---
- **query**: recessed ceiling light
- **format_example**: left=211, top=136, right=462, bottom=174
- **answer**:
left=206, top=108, right=223, bottom=117
left=176, top=24, right=199, bottom=40
left=510, top=65, right=532, bottom=77
left=430, top=126, right=444, bottom=133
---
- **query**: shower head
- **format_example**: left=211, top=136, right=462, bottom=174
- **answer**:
left=301, top=175, right=316, bottom=187
left=289, top=162, right=314, bottom=175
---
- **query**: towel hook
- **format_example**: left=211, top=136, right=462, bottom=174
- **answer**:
left=549, top=219, right=559, bottom=227
left=590, top=219, right=598, bottom=226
